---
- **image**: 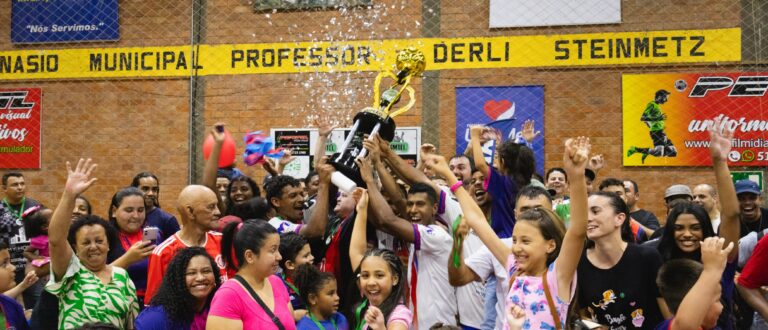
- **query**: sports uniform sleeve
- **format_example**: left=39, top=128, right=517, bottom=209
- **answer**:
left=465, top=245, right=495, bottom=280
left=738, top=236, right=768, bottom=289
left=269, top=217, right=303, bottom=234
left=413, top=224, right=452, bottom=254
left=437, top=187, right=463, bottom=230
left=143, top=250, right=167, bottom=303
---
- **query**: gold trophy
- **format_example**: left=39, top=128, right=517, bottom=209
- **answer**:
left=330, top=47, right=426, bottom=190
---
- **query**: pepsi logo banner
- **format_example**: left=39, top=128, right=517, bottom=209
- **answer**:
left=0, top=88, right=41, bottom=169
left=623, top=73, right=768, bottom=167
left=455, top=86, right=545, bottom=174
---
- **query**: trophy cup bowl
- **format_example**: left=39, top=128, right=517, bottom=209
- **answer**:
left=328, top=47, right=425, bottom=191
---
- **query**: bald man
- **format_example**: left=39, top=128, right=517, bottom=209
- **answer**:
left=144, top=185, right=227, bottom=302
left=693, top=184, right=721, bottom=233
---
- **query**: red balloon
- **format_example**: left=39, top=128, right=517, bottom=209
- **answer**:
left=203, top=131, right=236, bottom=168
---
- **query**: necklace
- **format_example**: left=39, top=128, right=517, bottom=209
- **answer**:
left=2, top=197, right=25, bottom=220
left=309, top=311, right=337, bottom=330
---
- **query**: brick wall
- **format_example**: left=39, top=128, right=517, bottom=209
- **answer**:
left=0, top=0, right=747, bottom=220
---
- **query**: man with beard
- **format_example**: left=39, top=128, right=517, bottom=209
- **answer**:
left=449, top=154, right=474, bottom=190
left=735, top=180, right=768, bottom=238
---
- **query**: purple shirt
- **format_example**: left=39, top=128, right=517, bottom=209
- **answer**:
left=485, top=167, right=518, bottom=238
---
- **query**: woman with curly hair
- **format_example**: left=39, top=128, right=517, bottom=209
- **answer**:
left=135, top=247, right=221, bottom=329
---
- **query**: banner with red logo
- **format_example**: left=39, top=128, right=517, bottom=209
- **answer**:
left=455, top=86, right=545, bottom=174
left=0, top=88, right=41, bottom=169
left=623, top=73, right=768, bottom=167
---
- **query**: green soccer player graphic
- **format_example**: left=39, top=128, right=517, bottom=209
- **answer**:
left=627, top=89, right=678, bottom=164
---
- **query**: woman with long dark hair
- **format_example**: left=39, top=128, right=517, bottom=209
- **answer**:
left=206, top=220, right=296, bottom=330
left=136, top=247, right=221, bottom=329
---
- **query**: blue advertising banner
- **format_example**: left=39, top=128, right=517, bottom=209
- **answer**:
left=455, top=86, right=545, bottom=174
left=12, top=0, right=120, bottom=44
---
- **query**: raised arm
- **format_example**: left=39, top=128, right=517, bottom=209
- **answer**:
left=708, top=117, right=740, bottom=260
left=297, top=157, right=333, bottom=238
left=469, top=125, right=490, bottom=177
left=358, top=156, right=415, bottom=243
left=365, top=136, right=407, bottom=217
left=313, top=117, right=338, bottom=168
left=447, top=218, right=481, bottom=286
left=350, top=188, right=369, bottom=271
left=202, top=125, right=225, bottom=194
left=673, top=237, right=733, bottom=330
left=378, top=137, right=440, bottom=196
left=555, top=137, right=589, bottom=302
left=425, top=154, right=510, bottom=267
left=49, top=159, right=98, bottom=281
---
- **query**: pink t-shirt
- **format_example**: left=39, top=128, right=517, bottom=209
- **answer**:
left=362, top=304, right=412, bottom=330
left=505, top=256, right=576, bottom=330
left=29, top=235, right=49, bottom=257
left=209, top=275, right=297, bottom=330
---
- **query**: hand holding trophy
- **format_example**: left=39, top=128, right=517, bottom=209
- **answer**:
left=329, top=47, right=426, bottom=191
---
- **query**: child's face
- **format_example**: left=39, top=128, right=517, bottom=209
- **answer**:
left=511, top=221, right=555, bottom=275
left=290, top=244, right=314, bottom=271
left=359, top=256, right=397, bottom=307
left=311, top=279, right=340, bottom=318
left=0, top=250, right=16, bottom=291
left=702, top=284, right=723, bottom=329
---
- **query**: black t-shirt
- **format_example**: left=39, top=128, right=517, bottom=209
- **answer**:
left=630, top=209, right=661, bottom=230
left=740, top=207, right=768, bottom=238
left=577, top=244, right=664, bottom=329
left=0, top=197, right=41, bottom=273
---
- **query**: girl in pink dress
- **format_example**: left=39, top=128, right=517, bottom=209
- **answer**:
left=429, top=136, right=591, bottom=330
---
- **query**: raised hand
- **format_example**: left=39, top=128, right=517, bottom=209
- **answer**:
left=278, top=149, right=297, bottom=166
left=314, top=117, right=338, bottom=138
left=423, top=153, right=453, bottom=180
left=355, top=188, right=368, bottom=213
left=562, top=137, right=591, bottom=175
left=210, top=122, right=226, bottom=143
left=315, top=156, right=334, bottom=184
left=363, top=137, right=381, bottom=164
left=420, top=143, right=436, bottom=157
left=588, top=154, right=605, bottom=172
left=708, top=117, right=734, bottom=162
left=701, top=237, right=733, bottom=273
left=20, top=271, right=39, bottom=289
left=521, top=119, right=541, bottom=144
left=364, top=305, right=386, bottom=330
left=355, top=157, right=375, bottom=183
left=65, top=159, right=98, bottom=196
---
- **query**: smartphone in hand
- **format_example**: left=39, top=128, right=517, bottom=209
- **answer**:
left=142, top=226, right=160, bottom=245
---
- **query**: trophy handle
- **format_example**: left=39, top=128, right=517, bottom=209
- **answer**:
left=388, top=85, right=416, bottom=118
left=372, top=71, right=399, bottom=111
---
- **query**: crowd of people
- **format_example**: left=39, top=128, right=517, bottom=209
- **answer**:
left=0, top=117, right=766, bottom=330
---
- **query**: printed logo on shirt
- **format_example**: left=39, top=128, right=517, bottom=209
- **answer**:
left=593, top=289, right=617, bottom=310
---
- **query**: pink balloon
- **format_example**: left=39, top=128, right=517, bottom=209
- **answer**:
left=203, top=131, right=236, bottom=168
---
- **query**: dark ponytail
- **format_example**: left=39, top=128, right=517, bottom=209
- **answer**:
left=221, top=220, right=278, bottom=273
left=293, top=263, right=335, bottom=307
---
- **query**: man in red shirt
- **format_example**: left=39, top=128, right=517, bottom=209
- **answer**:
left=737, top=235, right=768, bottom=328
left=144, top=184, right=226, bottom=303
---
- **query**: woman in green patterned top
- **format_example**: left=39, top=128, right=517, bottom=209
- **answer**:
left=46, top=159, right=139, bottom=329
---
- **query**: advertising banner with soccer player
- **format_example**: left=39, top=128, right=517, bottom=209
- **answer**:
left=0, top=88, right=41, bottom=169
left=623, top=73, right=768, bottom=167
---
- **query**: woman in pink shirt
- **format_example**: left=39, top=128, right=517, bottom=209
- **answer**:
left=207, top=220, right=296, bottom=330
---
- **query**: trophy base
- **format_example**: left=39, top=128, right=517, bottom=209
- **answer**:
left=328, top=111, right=396, bottom=188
